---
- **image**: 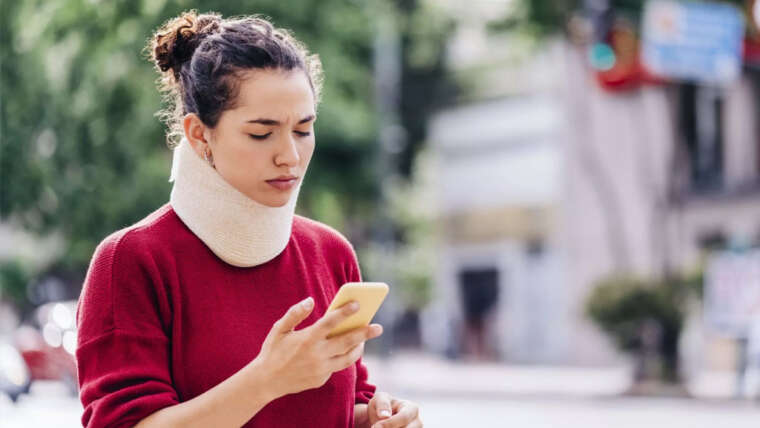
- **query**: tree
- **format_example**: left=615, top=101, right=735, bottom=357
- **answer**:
left=586, top=273, right=701, bottom=387
left=0, top=0, right=458, bottom=310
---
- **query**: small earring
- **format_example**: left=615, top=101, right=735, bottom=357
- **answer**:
left=203, top=150, right=214, bottom=167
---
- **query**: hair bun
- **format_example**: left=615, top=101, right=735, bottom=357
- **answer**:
left=150, top=10, right=221, bottom=76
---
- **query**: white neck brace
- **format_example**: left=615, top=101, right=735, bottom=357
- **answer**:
left=168, top=137, right=301, bottom=267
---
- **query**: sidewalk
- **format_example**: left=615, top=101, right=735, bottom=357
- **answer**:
left=362, top=351, right=632, bottom=399
left=362, top=351, right=746, bottom=401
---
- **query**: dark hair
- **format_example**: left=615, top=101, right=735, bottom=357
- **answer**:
left=146, top=10, right=323, bottom=148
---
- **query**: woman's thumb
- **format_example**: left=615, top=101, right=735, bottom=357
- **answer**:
left=276, top=297, right=314, bottom=333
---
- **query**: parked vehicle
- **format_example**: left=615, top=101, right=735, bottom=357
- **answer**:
left=0, top=338, right=31, bottom=402
left=14, top=300, right=78, bottom=396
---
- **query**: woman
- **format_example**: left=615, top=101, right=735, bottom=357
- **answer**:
left=75, top=10, right=423, bottom=428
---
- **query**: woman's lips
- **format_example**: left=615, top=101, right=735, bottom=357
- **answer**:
left=266, top=177, right=298, bottom=190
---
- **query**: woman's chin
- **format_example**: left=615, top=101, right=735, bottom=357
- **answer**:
left=265, top=198, right=290, bottom=208
left=248, top=192, right=292, bottom=208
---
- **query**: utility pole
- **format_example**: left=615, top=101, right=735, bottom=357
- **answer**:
left=370, top=1, right=405, bottom=359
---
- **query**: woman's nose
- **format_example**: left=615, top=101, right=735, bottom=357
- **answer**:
left=274, top=134, right=300, bottom=167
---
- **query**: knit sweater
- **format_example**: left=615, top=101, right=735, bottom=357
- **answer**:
left=75, top=203, right=376, bottom=428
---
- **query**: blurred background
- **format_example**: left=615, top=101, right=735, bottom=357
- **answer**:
left=3, top=0, right=760, bottom=426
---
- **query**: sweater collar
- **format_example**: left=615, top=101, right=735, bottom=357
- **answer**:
left=168, top=136, right=300, bottom=267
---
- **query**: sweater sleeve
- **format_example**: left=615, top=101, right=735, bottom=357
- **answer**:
left=75, top=230, right=180, bottom=428
left=344, top=244, right=377, bottom=405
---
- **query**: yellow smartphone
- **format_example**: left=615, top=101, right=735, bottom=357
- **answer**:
left=326, top=282, right=389, bottom=338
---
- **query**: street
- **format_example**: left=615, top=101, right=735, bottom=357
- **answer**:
left=407, top=394, right=760, bottom=427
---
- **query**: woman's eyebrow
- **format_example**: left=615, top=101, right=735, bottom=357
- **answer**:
left=246, top=114, right=316, bottom=125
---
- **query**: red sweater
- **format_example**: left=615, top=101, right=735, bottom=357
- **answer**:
left=75, top=203, right=376, bottom=428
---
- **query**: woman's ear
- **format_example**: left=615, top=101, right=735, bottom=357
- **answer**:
left=183, top=113, right=211, bottom=159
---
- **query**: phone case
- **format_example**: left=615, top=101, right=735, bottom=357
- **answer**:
left=326, top=282, right=389, bottom=338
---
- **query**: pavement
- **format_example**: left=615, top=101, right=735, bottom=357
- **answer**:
left=362, top=351, right=632, bottom=399
left=405, top=393, right=760, bottom=428
left=2, top=351, right=759, bottom=427
left=362, top=350, right=755, bottom=401
left=361, top=351, right=760, bottom=427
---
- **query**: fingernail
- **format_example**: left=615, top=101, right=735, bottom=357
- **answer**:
left=349, top=301, right=359, bottom=311
left=379, top=409, right=391, bottom=417
left=302, top=297, right=313, bottom=309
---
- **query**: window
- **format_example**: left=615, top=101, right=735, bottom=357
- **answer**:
left=458, top=267, right=500, bottom=321
left=698, top=230, right=727, bottom=252
left=457, top=267, right=500, bottom=359
left=679, top=83, right=724, bottom=192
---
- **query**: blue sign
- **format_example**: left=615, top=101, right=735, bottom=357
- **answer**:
left=642, top=0, right=745, bottom=84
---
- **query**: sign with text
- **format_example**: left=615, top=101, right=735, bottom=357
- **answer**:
left=641, top=0, right=745, bottom=85
left=705, top=250, right=760, bottom=338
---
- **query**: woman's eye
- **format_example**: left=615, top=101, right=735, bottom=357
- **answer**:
left=248, top=132, right=271, bottom=140
left=294, top=131, right=311, bottom=137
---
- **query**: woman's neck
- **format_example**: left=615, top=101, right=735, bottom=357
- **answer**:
left=168, top=137, right=301, bottom=267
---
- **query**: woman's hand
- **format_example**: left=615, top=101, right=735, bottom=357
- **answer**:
left=366, top=391, right=423, bottom=428
left=253, top=297, right=383, bottom=398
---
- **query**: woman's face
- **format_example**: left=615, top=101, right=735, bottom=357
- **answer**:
left=184, top=68, right=316, bottom=207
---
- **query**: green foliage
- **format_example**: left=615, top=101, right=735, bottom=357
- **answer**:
left=395, top=0, right=458, bottom=176
left=586, top=273, right=698, bottom=382
left=0, top=259, right=31, bottom=310
left=1, top=0, right=457, bottom=308
left=586, top=276, right=685, bottom=350
left=358, top=150, right=435, bottom=311
left=485, top=0, right=580, bottom=36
